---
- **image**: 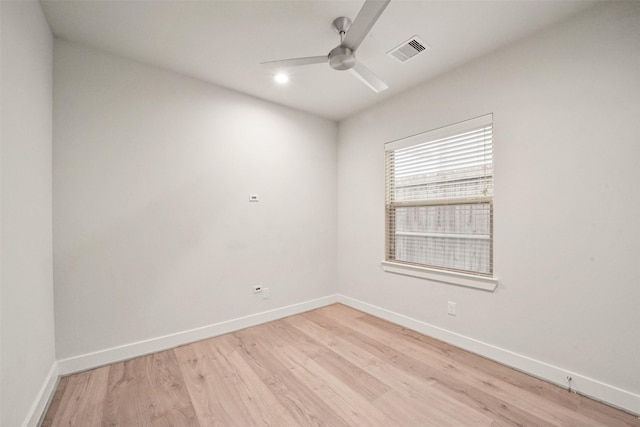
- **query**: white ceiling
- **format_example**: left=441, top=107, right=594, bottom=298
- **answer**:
left=41, top=0, right=597, bottom=121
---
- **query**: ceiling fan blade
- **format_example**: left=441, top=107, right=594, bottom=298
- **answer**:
left=260, top=56, right=327, bottom=68
left=342, top=0, right=391, bottom=51
left=350, top=60, right=388, bottom=92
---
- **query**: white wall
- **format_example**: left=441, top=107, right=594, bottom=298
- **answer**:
left=338, top=0, right=640, bottom=409
left=53, top=41, right=338, bottom=360
left=1, top=2, right=56, bottom=426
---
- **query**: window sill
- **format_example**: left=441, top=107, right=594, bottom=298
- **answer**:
left=380, top=261, right=498, bottom=292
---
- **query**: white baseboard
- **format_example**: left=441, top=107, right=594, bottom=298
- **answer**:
left=22, top=362, right=59, bottom=427
left=58, top=294, right=338, bottom=376
left=337, top=295, right=640, bottom=416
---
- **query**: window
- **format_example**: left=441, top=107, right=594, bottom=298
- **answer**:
left=384, top=114, right=494, bottom=283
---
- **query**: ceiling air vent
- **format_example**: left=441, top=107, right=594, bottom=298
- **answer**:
left=387, top=36, right=430, bottom=63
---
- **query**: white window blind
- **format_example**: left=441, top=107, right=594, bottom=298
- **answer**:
left=385, top=114, right=494, bottom=276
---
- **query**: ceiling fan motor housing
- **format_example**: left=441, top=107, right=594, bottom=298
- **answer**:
left=329, top=46, right=356, bottom=70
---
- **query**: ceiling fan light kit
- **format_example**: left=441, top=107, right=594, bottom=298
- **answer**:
left=261, top=0, right=391, bottom=93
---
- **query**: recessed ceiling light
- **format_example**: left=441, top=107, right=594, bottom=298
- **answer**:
left=274, top=73, right=289, bottom=84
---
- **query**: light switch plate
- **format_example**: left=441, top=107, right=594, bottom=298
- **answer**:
left=447, top=301, right=457, bottom=316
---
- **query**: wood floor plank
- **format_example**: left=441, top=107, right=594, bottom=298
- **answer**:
left=310, top=345, right=391, bottom=401
left=222, top=329, right=352, bottom=426
left=50, top=365, right=109, bottom=426
left=103, top=359, right=142, bottom=425
left=145, top=349, right=199, bottom=425
left=186, top=336, right=300, bottom=426
left=103, top=350, right=198, bottom=426
left=372, top=389, right=444, bottom=427
left=253, top=320, right=391, bottom=401
left=41, top=304, right=640, bottom=426
left=175, top=339, right=250, bottom=426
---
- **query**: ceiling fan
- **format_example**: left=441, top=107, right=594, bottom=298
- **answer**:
left=261, top=0, right=391, bottom=92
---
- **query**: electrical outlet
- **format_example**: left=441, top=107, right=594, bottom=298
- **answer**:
left=252, top=285, right=262, bottom=294
left=447, top=301, right=457, bottom=316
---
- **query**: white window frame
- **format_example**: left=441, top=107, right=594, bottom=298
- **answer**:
left=383, top=114, right=498, bottom=291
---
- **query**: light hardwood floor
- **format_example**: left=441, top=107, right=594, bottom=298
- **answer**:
left=41, top=304, right=639, bottom=426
